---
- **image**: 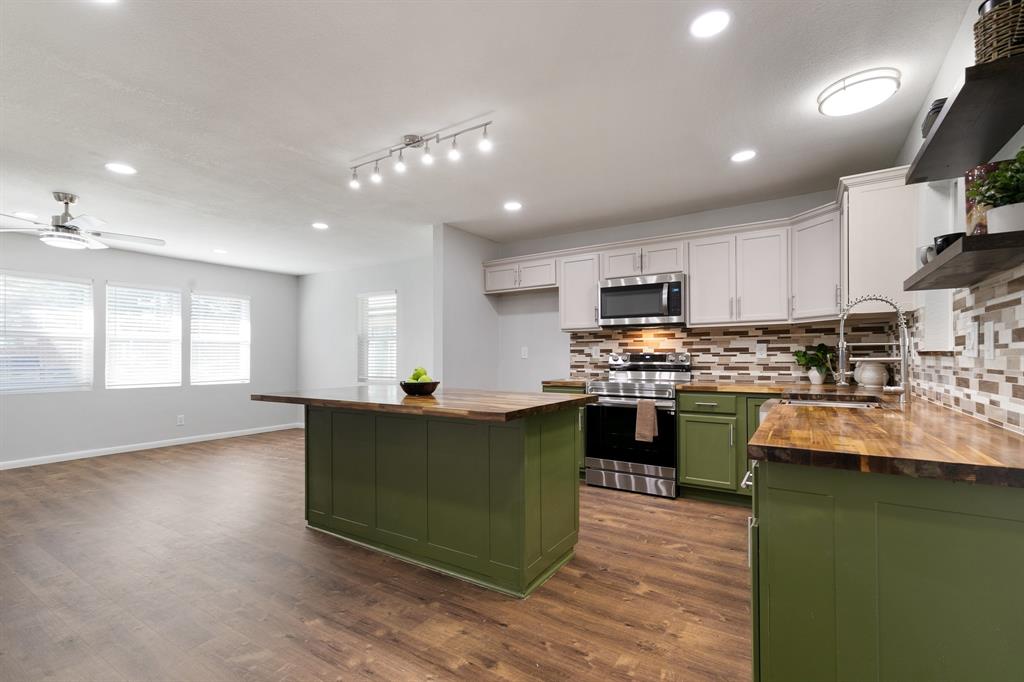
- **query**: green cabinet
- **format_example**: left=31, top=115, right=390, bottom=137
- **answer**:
left=541, top=385, right=586, bottom=472
left=753, top=462, right=1024, bottom=681
left=678, top=414, right=738, bottom=490
left=740, top=398, right=770, bottom=497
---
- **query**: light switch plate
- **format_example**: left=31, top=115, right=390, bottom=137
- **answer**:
left=983, top=321, right=995, bottom=360
left=520, top=346, right=529, bottom=359
left=755, top=343, right=768, bottom=360
left=965, top=322, right=979, bottom=358
left=590, top=346, right=600, bottom=359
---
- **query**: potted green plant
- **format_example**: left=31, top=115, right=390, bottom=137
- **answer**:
left=966, top=146, right=1024, bottom=234
left=794, top=343, right=836, bottom=385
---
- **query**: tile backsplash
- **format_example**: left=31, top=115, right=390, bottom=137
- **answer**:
left=569, top=316, right=896, bottom=384
left=911, top=263, right=1024, bottom=435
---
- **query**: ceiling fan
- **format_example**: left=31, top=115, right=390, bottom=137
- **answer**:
left=0, top=192, right=165, bottom=250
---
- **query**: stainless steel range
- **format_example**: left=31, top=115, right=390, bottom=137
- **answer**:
left=585, top=352, right=691, bottom=497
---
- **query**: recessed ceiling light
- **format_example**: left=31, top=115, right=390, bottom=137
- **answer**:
left=311, top=222, right=329, bottom=230
left=690, top=10, right=730, bottom=38
left=105, top=162, right=137, bottom=175
left=817, top=68, right=901, bottom=117
left=212, top=248, right=228, bottom=254
left=13, top=211, right=38, bottom=220
left=730, top=149, right=757, bottom=163
left=504, top=201, right=522, bottom=212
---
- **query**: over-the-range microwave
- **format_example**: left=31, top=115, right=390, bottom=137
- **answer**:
left=598, top=272, right=686, bottom=327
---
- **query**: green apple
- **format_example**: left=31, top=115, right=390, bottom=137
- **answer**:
left=418, top=375, right=434, bottom=383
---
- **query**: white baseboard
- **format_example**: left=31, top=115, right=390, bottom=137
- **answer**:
left=0, top=422, right=304, bottom=471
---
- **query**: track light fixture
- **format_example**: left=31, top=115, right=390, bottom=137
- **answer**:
left=347, top=119, right=494, bottom=190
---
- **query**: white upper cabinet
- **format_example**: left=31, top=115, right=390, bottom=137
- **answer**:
left=558, top=253, right=601, bottom=330
left=483, top=257, right=556, bottom=293
left=601, top=240, right=686, bottom=279
left=840, top=167, right=919, bottom=314
left=736, top=228, right=789, bottom=322
left=790, top=210, right=840, bottom=320
left=688, top=234, right=736, bottom=324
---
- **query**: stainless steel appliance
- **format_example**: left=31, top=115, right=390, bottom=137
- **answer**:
left=585, top=352, right=691, bottom=497
left=598, top=272, right=686, bottom=327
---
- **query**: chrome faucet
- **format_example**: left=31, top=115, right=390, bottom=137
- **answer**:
left=836, top=294, right=911, bottom=405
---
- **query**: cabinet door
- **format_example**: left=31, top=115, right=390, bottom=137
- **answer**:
left=791, top=212, right=840, bottom=319
left=678, top=414, right=739, bottom=490
left=601, top=246, right=641, bottom=279
left=558, top=253, right=601, bottom=330
left=484, top=264, right=518, bottom=293
left=688, top=235, right=736, bottom=324
left=642, top=240, right=686, bottom=275
left=517, top=257, right=557, bottom=289
left=736, top=228, right=789, bottom=322
left=845, top=174, right=918, bottom=313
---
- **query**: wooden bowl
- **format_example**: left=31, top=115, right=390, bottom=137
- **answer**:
left=400, top=381, right=439, bottom=396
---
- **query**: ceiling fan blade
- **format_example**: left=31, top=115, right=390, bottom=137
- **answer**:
left=0, top=212, right=48, bottom=226
left=66, top=214, right=106, bottom=229
left=0, top=226, right=44, bottom=233
left=86, top=230, right=165, bottom=246
left=84, top=236, right=109, bottom=250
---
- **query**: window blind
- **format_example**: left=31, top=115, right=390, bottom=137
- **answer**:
left=358, top=291, right=397, bottom=381
left=106, top=284, right=182, bottom=389
left=0, top=272, right=93, bottom=392
left=190, top=292, right=251, bottom=385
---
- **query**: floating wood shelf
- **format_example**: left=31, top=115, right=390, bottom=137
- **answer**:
left=906, top=54, right=1024, bottom=185
left=904, top=232, right=1024, bottom=291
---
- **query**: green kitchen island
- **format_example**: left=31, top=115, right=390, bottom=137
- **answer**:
left=251, top=385, right=595, bottom=598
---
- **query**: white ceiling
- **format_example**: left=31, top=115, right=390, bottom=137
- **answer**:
left=0, top=1, right=966, bottom=275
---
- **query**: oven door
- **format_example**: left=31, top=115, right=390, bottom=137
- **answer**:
left=599, top=273, right=685, bottom=326
left=585, top=399, right=676, bottom=474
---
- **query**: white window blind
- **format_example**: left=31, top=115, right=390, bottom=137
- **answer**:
left=190, top=292, right=251, bottom=385
left=0, top=272, right=93, bottom=392
left=358, top=291, right=397, bottom=381
left=106, top=284, right=182, bottom=389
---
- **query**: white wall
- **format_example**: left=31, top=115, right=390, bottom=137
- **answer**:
left=495, top=290, right=568, bottom=392
left=433, top=224, right=500, bottom=389
left=0, top=234, right=301, bottom=466
left=496, top=190, right=834, bottom=258
left=298, top=256, right=435, bottom=389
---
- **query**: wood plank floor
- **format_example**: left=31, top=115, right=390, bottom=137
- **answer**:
left=0, top=430, right=752, bottom=681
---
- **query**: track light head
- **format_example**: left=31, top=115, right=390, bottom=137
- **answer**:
left=349, top=169, right=360, bottom=189
left=370, top=162, right=382, bottom=184
left=394, top=150, right=407, bottom=173
left=478, top=126, right=493, bottom=152
left=421, top=142, right=434, bottom=166
left=448, top=137, right=462, bottom=162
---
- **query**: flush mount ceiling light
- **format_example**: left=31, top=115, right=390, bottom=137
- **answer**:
left=690, top=10, right=730, bottom=38
left=503, top=200, right=522, bottom=212
left=730, top=149, right=757, bottom=162
left=311, top=222, right=329, bottom=230
left=348, top=119, right=494, bottom=190
left=104, top=162, right=137, bottom=175
left=817, top=67, right=901, bottom=117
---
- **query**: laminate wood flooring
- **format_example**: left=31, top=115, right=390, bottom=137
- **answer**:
left=0, top=430, right=751, bottom=681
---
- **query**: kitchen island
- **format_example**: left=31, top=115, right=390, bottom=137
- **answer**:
left=252, top=386, right=596, bottom=597
left=747, top=400, right=1024, bottom=682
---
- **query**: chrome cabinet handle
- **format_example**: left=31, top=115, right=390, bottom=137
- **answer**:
left=790, top=294, right=795, bottom=315
left=633, top=252, right=640, bottom=273
left=737, top=296, right=741, bottom=319
left=694, top=401, right=718, bottom=407
left=730, top=424, right=734, bottom=447
left=729, top=296, right=734, bottom=319
left=835, top=283, right=841, bottom=307
left=593, top=305, right=598, bottom=323
left=747, top=516, right=756, bottom=568
left=578, top=408, right=583, bottom=431
left=741, top=470, right=753, bottom=489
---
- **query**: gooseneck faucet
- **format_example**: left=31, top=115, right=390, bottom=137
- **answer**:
left=836, top=294, right=911, bottom=405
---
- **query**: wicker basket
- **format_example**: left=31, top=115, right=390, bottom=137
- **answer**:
left=974, top=0, right=1024, bottom=64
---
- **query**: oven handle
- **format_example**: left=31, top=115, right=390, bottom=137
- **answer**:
left=661, top=283, right=669, bottom=315
left=594, top=396, right=676, bottom=412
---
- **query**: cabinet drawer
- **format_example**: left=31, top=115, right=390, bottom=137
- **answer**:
left=678, top=393, right=737, bottom=414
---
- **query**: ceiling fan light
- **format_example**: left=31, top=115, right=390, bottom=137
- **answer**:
left=817, top=67, right=901, bottom=117
left=40, top=232, right=90, bottom=250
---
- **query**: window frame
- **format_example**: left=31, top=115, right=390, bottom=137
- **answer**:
left=104, top=281, right=183, bottom=390
left=357, top=289, right=398, bottom=383
left=0, top=269, right=95, bottom=395
left=188, top=290, right=252, bottom=386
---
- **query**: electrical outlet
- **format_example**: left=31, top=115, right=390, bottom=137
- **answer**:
left=176, top=415, right=185, bottom=426
left=590, top=346, right=600, bottom=358
left=755, top=343, right=768, bottom=359
left=520, top=345, right=529, bottom=359
left=983, top=321, right=995, bottom=360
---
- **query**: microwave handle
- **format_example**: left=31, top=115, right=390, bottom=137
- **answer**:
left=661, top=283, right=669, bottom=315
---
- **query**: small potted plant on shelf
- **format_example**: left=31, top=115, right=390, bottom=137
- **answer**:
left=794, top=343, right=836, bottom=386
left=966, top=146, right=1024, bottom=234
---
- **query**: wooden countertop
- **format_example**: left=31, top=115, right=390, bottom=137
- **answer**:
left=541, top=379, right=588, bottom=388
left=252, top=386, right=596, bottom=423
left=749, top=400, right=1024, bottom=487
left=676, top=382, right=890, bottom=398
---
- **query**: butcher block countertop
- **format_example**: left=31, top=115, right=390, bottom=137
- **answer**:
left=749, top=399, right=1024, bottom=487
left=252, top=386, right=596, bottom=423
left=541, top=379, right=588, bottom=388
left=675, top=382, right=891, bottom=398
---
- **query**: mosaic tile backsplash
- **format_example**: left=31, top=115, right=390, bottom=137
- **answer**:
left=911, top=263, right=1024, bottom=435
left=568, top=316, right=897, bottom=384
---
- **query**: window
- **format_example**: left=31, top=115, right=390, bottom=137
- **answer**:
left=190, top=292, right=250, bottom=385
left=0, top=272, right=93, bottom=392
left=106, top=284, right=182, bottom=388
left=357, top=291, right=397, bottom=381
